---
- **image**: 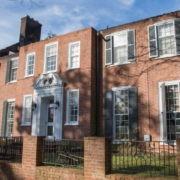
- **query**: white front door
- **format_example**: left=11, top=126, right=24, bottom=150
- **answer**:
left=46, top=105, right=55, bottom=139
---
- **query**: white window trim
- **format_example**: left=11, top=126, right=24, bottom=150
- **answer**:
left=25, top=52, right=35, bottom=77
left=68, top=41, right=80, bottom=70
left=44, top=42, right=58, bottom=73
left=10, top=57, right=18, bottom=83
left=21, top=94, right=32, bottom=126
left=6, top=100, right=15, bottom=137
left=7, top=98, right=16, bottom=102
left=105, top=29, right=135, bottom=66
left=112, top=86, right=130, bottom=140
left=159, top=80, right=180, bottom=145
left=65, top=89, right=79, bottom=125
left=148, top=18, right=180, bottom=59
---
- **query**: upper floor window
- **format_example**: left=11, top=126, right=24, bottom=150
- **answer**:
left=148, top=19, right=180, bottom=58
left=105, top=30, right=135, bottom=66
left=66, top=89, right=79, bottom=125
left=26, top=53, right=35, bottom=77
left=68, top=41, right=80, bottom=69
left=22, top=95, right=32, bottom=125
left=5, top=58, right=18, bottom=83
left=44, top=42, right=58, bottom=73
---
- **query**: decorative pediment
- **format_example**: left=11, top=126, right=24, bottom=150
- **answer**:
left=32, top=73, right=65, bottom=90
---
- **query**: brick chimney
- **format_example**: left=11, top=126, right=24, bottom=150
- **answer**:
left=19, top=15, right=42, bottom=46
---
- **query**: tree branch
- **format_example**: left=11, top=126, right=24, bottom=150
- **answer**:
left=9, top=0, right=44, bottom=8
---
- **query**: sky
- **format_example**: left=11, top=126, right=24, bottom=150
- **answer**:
left=0, top=0, right=180, bottom=50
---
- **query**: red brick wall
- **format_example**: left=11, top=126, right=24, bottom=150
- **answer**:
left=99, top=11, right=180, bottom=140
left=0, top=27, right=97, bottom=139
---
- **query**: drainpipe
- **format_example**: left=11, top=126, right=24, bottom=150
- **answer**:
left=96, top=31, right=100, bottom=136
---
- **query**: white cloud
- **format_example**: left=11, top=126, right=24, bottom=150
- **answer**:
left=116, top=0, right=135, bottom=6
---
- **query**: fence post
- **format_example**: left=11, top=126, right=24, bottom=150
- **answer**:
left=22, top=136, right=45, bottom=180
left=176, top=138, right=180, bottom=180
left=84, top=137, right=111, bottom=180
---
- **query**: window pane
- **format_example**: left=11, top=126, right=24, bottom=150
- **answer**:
left=24, top=96, right=32, bottom=123
left=70, top=42, right=80, bottom=68
left=68, top=91, right=78, bottom=122
left=158, top=23, right=175, bottom=56
left=10, top=60, right=18, bottom=81
left=113, top=33, right=128, bottom=64
left=27, top=55, right=34, bottom=75
left=46, top=44, right=57, bottom=72
left=6, top=102, right=15, bottom=136
left=114, top=89, right=129, bottom=140
left=165, top=84, right=180, bottom=140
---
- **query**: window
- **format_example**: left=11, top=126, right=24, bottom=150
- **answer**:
left=105, top=30, right=135, bottom=65
left=159, top=81, right=180, bottom=142
left=1, top=100, right=15, bottom=137
left=148, top=19, right=180, bottom=58
left=22, top=95, right=32, bottom=125
left=66, top=90, right=79, bottom=125
left=105, top=87, right=137, bottom=140
left=44, top=42, right=58, bottom=73
left=68, top=41, right=80, bottom=69
left=26, top=53, right=35, bottom=76
left=5, top=58, right=18, bottom=83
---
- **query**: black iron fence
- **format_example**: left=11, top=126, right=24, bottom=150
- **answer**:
left=42, top=139, right=84, bottom=168
left=111, top=140, right=177, bottom=177
left=0, top=136, right=23, bottom=162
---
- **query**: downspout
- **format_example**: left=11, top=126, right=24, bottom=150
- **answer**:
left=96, top=31, right=100, bottom=136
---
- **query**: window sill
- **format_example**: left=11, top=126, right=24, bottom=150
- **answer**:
left=106, top=62, right=131, bottom=67
left=67, top=67, right=80, bottom=71
left=20, top=124, right=31, bottom=126
left=43, top=70, right=57, bottom=74
left=154, top=54, right=180, bottom=60
left=6, top=80, right=17, bottom=84
left=65, top=122, right=79, bottom=126
left=24, top=75, right=34, bottom=78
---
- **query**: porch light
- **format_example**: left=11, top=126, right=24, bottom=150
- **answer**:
left=49, top=101, right=60, bottom=109
left=54, top=101, right=60, bottom=109
left=32, top=102, right=37, bottom=111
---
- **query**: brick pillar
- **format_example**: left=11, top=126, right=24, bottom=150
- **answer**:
left=22, top=136, right=44, bottom=180
left=84, top=137, right=111, bottom=180
left=176, top=138, right=180, bottom=180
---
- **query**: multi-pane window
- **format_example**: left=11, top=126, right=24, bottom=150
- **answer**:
left=68, top=41, right=80, bottom=69
left=11, top=60, right=18, bottom=81
left=26, top=53, right=35, bottom=76
left=5, top=58, right=18, bottom=83
left=159, top=81, right=180, bottom=142
left=6, top=102, right=15, bottom=137
left=22, top=95, right=32, bottom=125
left=114, top=89, right=129, bottom=139
left=148, top=19, right=180, bottom=58
left=44, top=43, right=58, bottom=72
left=105, top=87, right=137, bottom=140
left=105, top=30, right=135, bottom=65
left=66, top=90, right=79, bottom=124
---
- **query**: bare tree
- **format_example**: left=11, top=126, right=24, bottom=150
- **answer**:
left=9, top=0, right=43, bottom=8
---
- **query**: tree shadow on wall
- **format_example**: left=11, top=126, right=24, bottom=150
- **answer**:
left=0, top=161, right=23, bottom=180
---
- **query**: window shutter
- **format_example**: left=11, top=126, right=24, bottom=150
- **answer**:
left=175, top=19, right=180, bottom=54
left=105, top=90, right=113, bottom=137
left=129, top=87, right=138, bottom=139
left=1, top=101, right=8, bottom=137
left=148, top=25, right=158, bottom=57
left=105, top=36, right=112, bottom=65
left=128, top=30, right=135, bottom=61
left=159, top=83, right=167, bottom=141
left=5, top=60, right=11, bottom=83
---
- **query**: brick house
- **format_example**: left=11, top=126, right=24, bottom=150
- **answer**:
left=1, top=11, right=180, bottom=143
left=0, top=16, right=97, bottom=139
left=99, top=10, right=180, bottom=144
